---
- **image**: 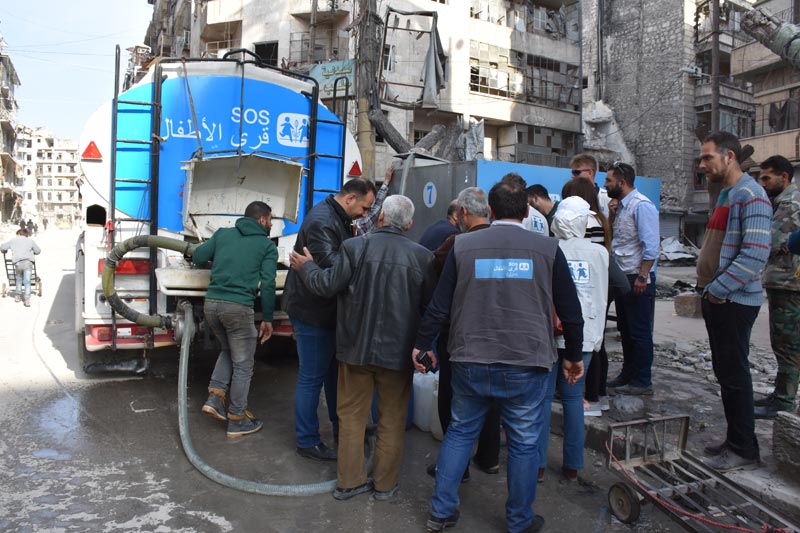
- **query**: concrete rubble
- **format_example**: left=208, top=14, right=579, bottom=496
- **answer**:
left=549, top=266, right=800, bottom=524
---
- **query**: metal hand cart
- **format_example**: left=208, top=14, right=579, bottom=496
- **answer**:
left=606, top=415, right=799, bottom=532
left=1, top=251, right=42, bottom=299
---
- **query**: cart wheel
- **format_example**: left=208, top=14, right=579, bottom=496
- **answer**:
left=608, top=482, right=641, bottom=524
left=1, top=283, right=6, bottom=297
left=36, top=277, right=42, bottom=298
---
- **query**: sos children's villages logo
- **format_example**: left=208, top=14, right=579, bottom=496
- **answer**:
left=277, top=113, right=311, bottom=148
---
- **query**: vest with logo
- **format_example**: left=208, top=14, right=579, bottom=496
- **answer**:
left=612, top=190, right=655, bottom=275
left=450, top=224, right=558, bottom=369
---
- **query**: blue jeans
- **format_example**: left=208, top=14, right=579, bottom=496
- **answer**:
left=615, top=273, right=655, bottom=387
left=15, top=260, right=33, bottom=299
left=538, top=351, right=592, bottom=471
left=292, top=318, right=338, bottom=448
left=205, top=300, right=257, bottom=417
left=431, top=362, right=549, bottom=533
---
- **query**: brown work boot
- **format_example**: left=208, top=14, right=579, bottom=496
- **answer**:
left=227, top=410, right=263, bottom=438
left=201, top=388, right=227, bottom=421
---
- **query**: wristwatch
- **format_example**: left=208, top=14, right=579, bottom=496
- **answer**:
left=636, top=275, right=647, bottom=283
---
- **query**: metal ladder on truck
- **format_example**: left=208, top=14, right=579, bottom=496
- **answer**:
left=300, top=74, right=351, bottom=213
left=107, top=44, right=162, bottom=354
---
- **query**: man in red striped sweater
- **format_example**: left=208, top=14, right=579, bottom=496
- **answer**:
left=696, top=132, right=772, bottom=472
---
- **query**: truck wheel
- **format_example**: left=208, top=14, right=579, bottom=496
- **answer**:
left=77, top=332, right=94, bottom=373
left=608, top=482, right=641, bottom=524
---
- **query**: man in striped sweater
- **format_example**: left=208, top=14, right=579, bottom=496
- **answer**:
left=696, top=132, right=772, bottom=472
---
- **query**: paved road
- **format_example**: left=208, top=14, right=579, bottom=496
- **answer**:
left=0, top=226, right=681, bottom=532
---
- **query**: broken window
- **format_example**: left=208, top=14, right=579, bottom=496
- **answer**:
left=413, top=130, right=430, bottom=144
left=383, top=45, right=396, bottom=72
left=469, top=40, right=579, bottom=110
left=254, top=41, right=279, bottom=67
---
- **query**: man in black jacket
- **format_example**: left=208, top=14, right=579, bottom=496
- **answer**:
left=284, top=178, right=376, bottom=461
left=290, top=195, right=436, bottom=500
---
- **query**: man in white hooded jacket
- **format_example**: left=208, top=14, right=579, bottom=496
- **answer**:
left=537, top=196, right=609, bottom=481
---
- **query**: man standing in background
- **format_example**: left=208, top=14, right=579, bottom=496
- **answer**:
left=696, top=132, right=771, bottom=471
left=755, top=155, right=800, bottom=419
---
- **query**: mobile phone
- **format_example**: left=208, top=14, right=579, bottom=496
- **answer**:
left=416, top=351, right=433, bottom=373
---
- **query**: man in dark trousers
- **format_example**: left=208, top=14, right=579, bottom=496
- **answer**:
left=419, top=199, right=459, bottom=251
left=283, top=178, right=376, bottom=460
left=290, top=195, right=435, bottom=501
left=413, top=181, right=584, bottom=533
left=193, top=201, right=278, bottom=438
left=697, top=132, right=771, bottom=471
left=429, top=187, right=501, bottom=481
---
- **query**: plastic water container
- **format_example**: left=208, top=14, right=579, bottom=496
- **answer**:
left=430, top=373, right=443, bottom=441
left=413, top=371, right=436, bottom=432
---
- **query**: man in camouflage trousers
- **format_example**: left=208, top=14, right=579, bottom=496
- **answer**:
left=757, top=155, right=800, bottom=418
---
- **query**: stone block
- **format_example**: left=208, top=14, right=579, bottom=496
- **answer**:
left=773, top=411, right=800, bottom=480
left=674, top=292, right=702, bottom=318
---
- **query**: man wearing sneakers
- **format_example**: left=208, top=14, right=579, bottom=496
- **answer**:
left=194, top=201, right=279, bottom=438
left=1, top=228, right=41, bottom=307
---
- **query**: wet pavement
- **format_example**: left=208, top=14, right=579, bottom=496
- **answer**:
left=0, top=225, right=688, bottom=532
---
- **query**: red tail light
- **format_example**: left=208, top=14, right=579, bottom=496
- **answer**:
left=97, top=258, right=151, bottom=275
left=93, top=326, right=112, bottom=341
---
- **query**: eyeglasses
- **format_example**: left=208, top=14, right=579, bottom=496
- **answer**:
left=571, top=168, right=592, bottom=175
left=610, top=161, right=635, bottom=180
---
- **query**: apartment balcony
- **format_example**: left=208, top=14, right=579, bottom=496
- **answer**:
left=742, top=129, right=800, bottom=163
left=730, top=7, right=794, bottom=81
left=204, top=0, right=243, bottom=26
left=694, top=77, right=753, bottom=109
left=289, top=0, right=351, bottom=22
left=731, top=39, right=786, bottom=80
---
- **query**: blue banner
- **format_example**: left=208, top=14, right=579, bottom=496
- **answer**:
left=474, top=258, right=534, bottom=279
left=116, top=75, right=346, bottom=233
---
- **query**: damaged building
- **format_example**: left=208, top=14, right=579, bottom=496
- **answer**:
left=731, top=0, right=800, bottom=172
left=1, top=42, right=21, bottom=223
left=582, top=0, right=755, bottom=243
left=144, top=0, right=583, bottom=179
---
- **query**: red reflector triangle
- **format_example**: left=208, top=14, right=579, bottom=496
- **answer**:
left=82, top=141, right=103, bottom=160
left=348, top=161, right=362, bottom=177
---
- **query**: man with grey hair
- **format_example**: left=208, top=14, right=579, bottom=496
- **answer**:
left=429, top=186, right=503, bottom=480
left=290, top=195, right=436, bottom=501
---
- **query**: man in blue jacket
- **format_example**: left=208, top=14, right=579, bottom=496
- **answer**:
left=193, top=201, right=278, bottom=438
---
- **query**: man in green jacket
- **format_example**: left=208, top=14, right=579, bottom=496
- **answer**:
left=193, top=201, right=279, bottom=438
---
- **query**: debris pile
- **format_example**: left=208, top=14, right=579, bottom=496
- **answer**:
left=659, top=236, right=699, bottom=265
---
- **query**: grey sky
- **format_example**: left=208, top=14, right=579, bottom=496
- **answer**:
left=1, top=1, right=152, bottom=141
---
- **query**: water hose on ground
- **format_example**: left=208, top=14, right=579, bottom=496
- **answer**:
left=177, top=300, right=339, bottom=496
left=103, top=237, right=343, bottom=495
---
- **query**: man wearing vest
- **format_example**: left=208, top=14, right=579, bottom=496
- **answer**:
left=605, top=161, right=660, bottom=396
left=412, top=181, right=584, bottom=533
left=697, top=132, right=772, bottom=472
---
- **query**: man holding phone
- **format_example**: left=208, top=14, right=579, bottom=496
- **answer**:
left=411, top=181, right=584, bottom=533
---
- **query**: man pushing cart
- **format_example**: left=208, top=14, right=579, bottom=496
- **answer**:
left=1, top=228, right=41, bottom=307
